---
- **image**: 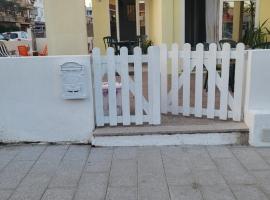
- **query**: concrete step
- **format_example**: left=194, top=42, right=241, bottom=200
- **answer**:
left=92, top=122, right=249, bottom=146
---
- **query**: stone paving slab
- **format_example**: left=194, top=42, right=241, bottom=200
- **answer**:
left=2, top=145, right=270, bottom=200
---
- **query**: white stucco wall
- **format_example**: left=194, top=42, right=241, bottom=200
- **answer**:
left=0, top=56, right=95, bottom=143
left=245, top=50, right=270, bottom=146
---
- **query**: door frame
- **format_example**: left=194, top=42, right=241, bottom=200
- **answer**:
left=112, top=0, right=149, bottom=41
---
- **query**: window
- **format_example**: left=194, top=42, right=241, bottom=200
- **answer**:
left=220, top=0, right=257, bottom=42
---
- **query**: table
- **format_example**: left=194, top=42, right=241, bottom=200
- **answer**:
left=112, top=40, right=138, bottom=54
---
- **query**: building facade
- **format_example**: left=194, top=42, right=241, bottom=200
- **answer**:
left=0, top=0, right=35, bottom=32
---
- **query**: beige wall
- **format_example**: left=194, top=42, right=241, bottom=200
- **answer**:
left=92, top=0, right=110, bottom=53
left=161, top=0, right=174, bottom=45
left=259, top=0, right=270, bottom=29
left=148, top=0, right=162, bottom=45
left=44, top=0, right=88, bottom=55
left=92, top=0, right=181, bottom=51
left=148, top=0, right=179, bottom=46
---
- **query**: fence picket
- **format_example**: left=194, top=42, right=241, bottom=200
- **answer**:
left=207, top=43, right=217, bottom=119
left=92, top=42, right=245, bottom=127
left=134, top=47, right=143, bottom=125
left=183, top=43, right=191, bottom=116
left=194, top=43, right=204, bottom=117
left=92, top=48, right=104, bottom=126
left=120, top=47, right=131, bottom=125
left=148, top=46, right=161, bottom=124
left=160, top=44, right=168, bottom=114
left=219, top=43, right=231, bottom=120
left=171, top=43, right=179, bottom=115
left=233, top=43, right=245, bottom=121
left=107, top=48, right=117, bottom=126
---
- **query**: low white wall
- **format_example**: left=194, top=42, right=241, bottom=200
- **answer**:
left=0, top=56, right=95, bottom=143
left=245, top=50, right=270, bottom=146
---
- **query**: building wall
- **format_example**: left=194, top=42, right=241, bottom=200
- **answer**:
left=245, top=50, right=270, bottom=146
left=0, top=56, right=95, bottom=143
left=173, top=0, right=183, bottom=46
left=43, top=0, right=88, bottom=55
left=92, top=0, right=110, bottom=54
left=148, top=0, right=177, bottom=46
left=148, top=0, right=162, bottom=45
left=259, top=0, right=270, bottom=30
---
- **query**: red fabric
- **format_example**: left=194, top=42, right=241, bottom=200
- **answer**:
left=18, top=45, right=29, bottom=56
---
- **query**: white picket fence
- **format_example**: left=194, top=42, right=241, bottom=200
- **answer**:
left=160, top=43, right=245, bottom=121
left=92, top=46, right=161, bottom=127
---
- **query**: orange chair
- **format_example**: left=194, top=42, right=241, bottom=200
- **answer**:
left=17, top=45, right=29, bottom=56
left=39, top=45, right=48, bottom=56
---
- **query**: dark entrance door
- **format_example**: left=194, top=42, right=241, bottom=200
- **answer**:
left=185, top=0, right=206, bottom=47
left=118, top=0, right=137, bottom=41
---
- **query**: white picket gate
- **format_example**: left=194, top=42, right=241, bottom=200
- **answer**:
left=160, top=43, right=245, bottom=121
left=92, top=46, right=161, bottom=127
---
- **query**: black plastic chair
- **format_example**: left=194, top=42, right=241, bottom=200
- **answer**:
left=103, top=36, right=119, bottom=54
left=252, top=42, right=270, bottom=49
left=135, top=35, right=147, bottom=48
left=219, top=39, right=237, bottom=49
left=0, top=41, right=10, bottom=57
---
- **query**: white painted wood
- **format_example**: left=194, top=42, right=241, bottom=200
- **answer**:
left=92, top=48, right=104, bottom=126
left=219, top=43, right=231, bottom=120
left=194, top=43, right=204, bottom=117
left=182, top=43, right=191, bottom=116
left=147, top=47, right=153, bottom=122
left=115, top=62, right=150, bottom=115
left=215, top=72, right=234, bottom=110
left=148, top=46, right=161, bottom=124
left=134, top=47, right=143, bottom=125
left=207, top=43, right=217, bottom=119
left=92, top=133, right=243, bottom=147
left=103, top=115, right=151, bottom=124
left=160, top=44, right=168, bottom=114
left=93, top=42, right=246, bottom=126
left=120, top=47, right=131, bottom=125
left=127, top=77, right=150, bottom=115
left=107, top=48, right=117, bottom=126
left=171, top=43, right=179, bottom=115
left=233, top=43, right=245, bottom=121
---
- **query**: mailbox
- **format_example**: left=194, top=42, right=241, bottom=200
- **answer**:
left=60, top=62, right=88, bottom=100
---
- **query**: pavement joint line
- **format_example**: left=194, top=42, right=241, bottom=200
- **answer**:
left=191, top=146, right=206, bottom=200
left=71, top=146, right=91, bottom=200
left=160, top=148, right=172, bottom=200
left=104, top=147, right=115, bottom=200
left=7, top=145, right=48, bottom=200
left=136, top=156, right=139, bottom=200
left=38, top=144, right=71, bottom=200
left=205, top=146, right=238, bottom=200
left=229, top=148, right=270, bottom=200
left=254, top=148, right=270, bottom=167
left=0, top=146, right=24, bottom=174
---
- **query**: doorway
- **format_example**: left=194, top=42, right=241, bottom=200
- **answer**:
left=109, top=0, right=148, bottom=41
left=118, top=0, right=136, bottom=40
left=185, top=0, right=206, bottom=47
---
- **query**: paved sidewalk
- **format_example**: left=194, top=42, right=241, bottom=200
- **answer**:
left=1, top=145, right=270, bottom=200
